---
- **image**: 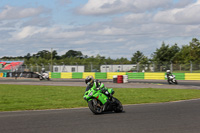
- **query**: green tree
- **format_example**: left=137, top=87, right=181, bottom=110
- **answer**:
left=24, top=53, right=31, bottom=60
left=139, top=56, right=149, bottom=64
left=174, top=38, right=200, bottom=64
left=173, top=45, right=190, bottom=63
left=62, top=50, right=83, bottom=58
left=115, top=57, right=130, bottom=64
left=52, top=50, right=59, bottom=59
left=189, top=38, right=200, bottom=63
left=131, top=51, right=147, bottom=64
left=32, top=50, right=51, bottom=60
left=152, top=42, right=180, bottom=64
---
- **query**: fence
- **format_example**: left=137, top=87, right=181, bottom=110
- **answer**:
left=0, top=63, right=200, bottom=73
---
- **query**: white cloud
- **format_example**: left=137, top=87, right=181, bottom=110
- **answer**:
left=71, top=39, right=92, bottom=45
left=94, top=27, right=127, bottom=36
left=154, top=0, right=200, bottom=24
left=1, top=1, right=200, bottom=59
left=0, top=5, right=46, bottom=20
left=174, top=0, right=196, bottom=8
left=78, top=0, right=172, bottom=15
left=12, top=26, right=85, bottom=40
left=14, top=26, right=46, bottom=39
left=114, top=13, right=153, bottom=25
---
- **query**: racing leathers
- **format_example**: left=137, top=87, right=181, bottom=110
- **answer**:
left=166, top=72, right=173, bottom=82
left=85, top=80, right=110, bottom=97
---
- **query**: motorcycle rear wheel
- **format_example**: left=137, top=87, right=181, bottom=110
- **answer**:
left=88, top=99, right=103, bottom=114
left=39, top=76, right=43, bottom=81
left=168, top=80, right=172, bottom=84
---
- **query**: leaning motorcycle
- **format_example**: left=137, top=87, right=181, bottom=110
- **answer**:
left=83, top=87, right=123, bottom=114
left=36, top=72, right=50, bottom=81
left=166, top=74, right=178, bottom=84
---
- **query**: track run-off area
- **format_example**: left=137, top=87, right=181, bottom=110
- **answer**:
left=0, top=78, right=200, bottom=133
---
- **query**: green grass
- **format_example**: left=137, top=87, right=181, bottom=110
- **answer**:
left=1, top=84, right=200, bottom=111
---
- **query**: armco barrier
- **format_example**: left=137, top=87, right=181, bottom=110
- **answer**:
left=95, top=72, right=107, bottom=79
left=145, top=73, right=165, bottom=80
left=126, top=72, right=144, bottom=79
left=2, top=72, right=200, bottom=80
left=185, top=73, right=200, bottom=80
left=107, top=72, right=126, bottom=79
left=72, top=72, right=83, bottom=79
left=61, top=72, right=72, bottom=79
left=0, top=73, right=3, bottom=77
left=83, top=72, right=95, bottom=79
left=50, top=72, right=61, bottom=78
left=3, top=72, right=7, bottom=77
left=169, top=73, right=185, bottom=80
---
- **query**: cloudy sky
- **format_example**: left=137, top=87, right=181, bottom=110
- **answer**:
left=0, top=0, right=200, bottom=59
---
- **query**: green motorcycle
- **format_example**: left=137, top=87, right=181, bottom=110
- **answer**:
left=83, top=86, right=123, bottom=114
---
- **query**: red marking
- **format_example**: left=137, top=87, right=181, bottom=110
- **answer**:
left=96, top=96, right=99, bottom=99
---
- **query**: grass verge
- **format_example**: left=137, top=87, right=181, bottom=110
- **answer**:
left=1, top=84, right=200, bottom=111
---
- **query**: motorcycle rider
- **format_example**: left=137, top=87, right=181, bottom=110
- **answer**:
left=166, top=70, right=173, bottom=82
left=85, top=75, right=113, bottom=111
left=85, top=75, right=112, bottom=97
left=41, top=68, right=46, bottom=73
left=40, top=68, right=49, bottom=80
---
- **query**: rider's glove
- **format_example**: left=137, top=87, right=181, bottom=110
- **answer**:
left=105, top=91, right=109, bottom=95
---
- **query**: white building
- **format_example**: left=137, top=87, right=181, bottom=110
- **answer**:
left=100, top=64, right=137, bottom=72
left=53, top=65, right=85, bottom=72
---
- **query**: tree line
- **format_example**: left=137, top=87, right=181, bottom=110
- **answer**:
left=1, top=38, right=200, bottom=66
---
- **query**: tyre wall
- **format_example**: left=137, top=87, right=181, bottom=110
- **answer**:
left=107, top=72, right=126, bottom=79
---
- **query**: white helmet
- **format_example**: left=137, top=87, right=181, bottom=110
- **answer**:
left=166, top=70, right=170, bottom=73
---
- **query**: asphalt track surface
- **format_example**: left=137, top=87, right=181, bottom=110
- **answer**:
left=1, top=78, right=200, bottom=133
left=1, top=99, right=200, bottom=133
left=0, top=78, right=200, bottom=89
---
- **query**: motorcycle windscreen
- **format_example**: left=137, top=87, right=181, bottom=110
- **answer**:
left=108, top=88, right=114, bottom=94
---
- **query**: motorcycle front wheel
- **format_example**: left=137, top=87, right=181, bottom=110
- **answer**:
left=112, top=97, right=123, bottom=113
left=39, top=76, right=43, bottom=81
left=88, top=99, right=103, bottom=114
left=168, top=80, right=172, bottom=84
left=173, top=80, right=178, bottom=84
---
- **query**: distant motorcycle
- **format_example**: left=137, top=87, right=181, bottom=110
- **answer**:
left=36, top=72, right=50, bottom=81
left=166, top=74, right=178, bottom=84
